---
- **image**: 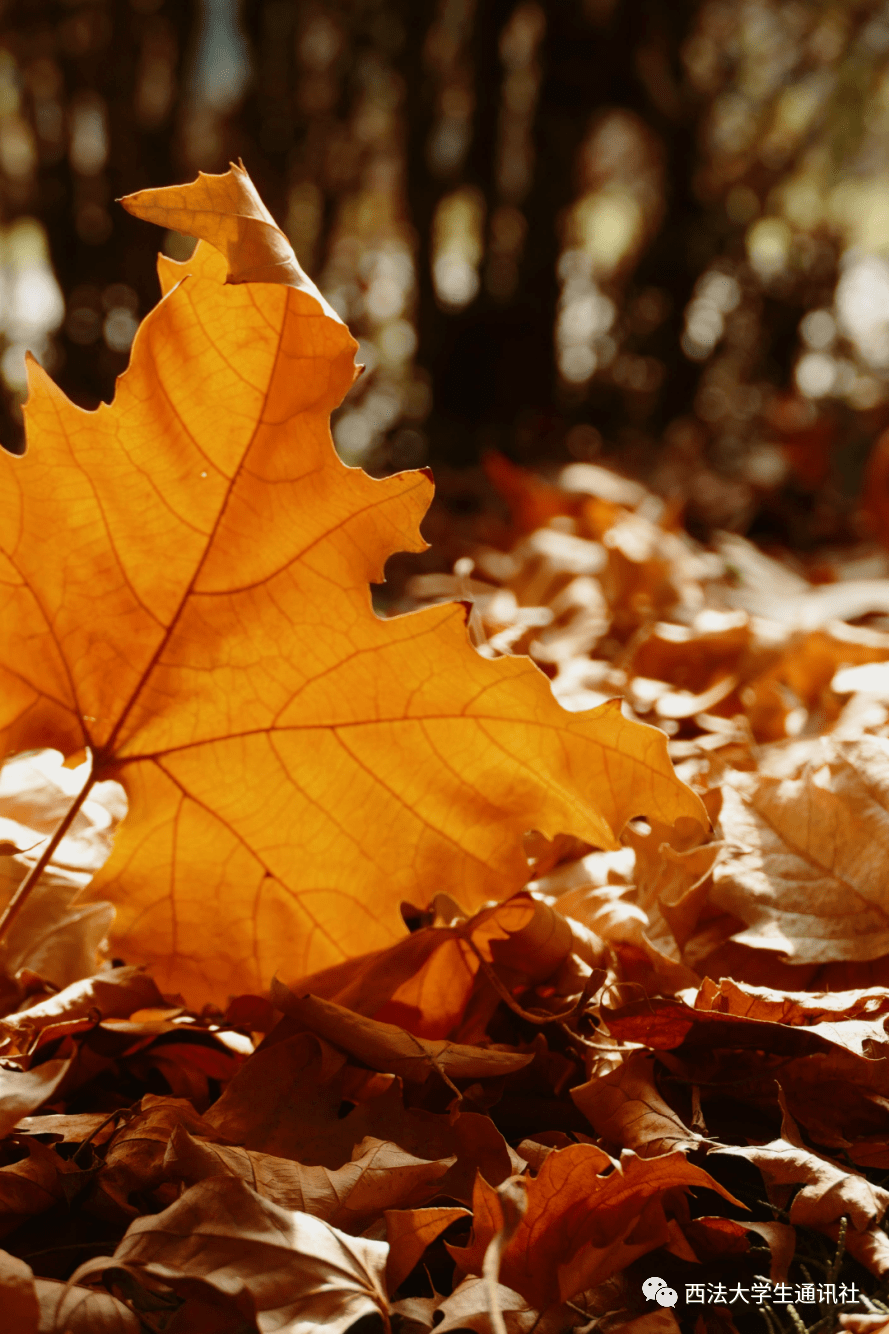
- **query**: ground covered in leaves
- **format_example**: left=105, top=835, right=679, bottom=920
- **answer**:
left=5, top=167, right=889, bottom=1334
left=6, top=454, right=889, bottom=1334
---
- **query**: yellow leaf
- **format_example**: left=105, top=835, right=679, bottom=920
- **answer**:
left=0, top=165, right=704, bottom=1004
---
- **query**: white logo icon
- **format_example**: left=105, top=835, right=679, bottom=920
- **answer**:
left=643, top=1277, right=678, bottom=1307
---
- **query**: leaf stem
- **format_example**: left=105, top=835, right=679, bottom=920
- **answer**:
left=482, top=1178, right=527, bottom=1334
left=0, top=754, right=97, bottom=947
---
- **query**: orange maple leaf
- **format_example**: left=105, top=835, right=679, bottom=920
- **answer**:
left=0, top=165, right=704, bottom=1003
left=449, top=1143, right=741, bottom=1309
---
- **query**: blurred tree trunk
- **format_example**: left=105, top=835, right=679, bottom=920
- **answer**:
left=403, top=0, right=707, bottom=467
left=2, top=0, right=197, bottom=440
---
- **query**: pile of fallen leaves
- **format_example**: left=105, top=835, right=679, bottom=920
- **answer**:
left=3, top=168, right=889, bottom=1334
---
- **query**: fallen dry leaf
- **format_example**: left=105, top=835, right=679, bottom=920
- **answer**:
left=693, top=975, right=889, bottom=1059
left=384, top=1204, right=470, bottom=1293
left=283, top=891, right=580, bottom=1046
left=0, top=966, right=163, bottom=1053
left=0, top=1058, right=71, bottom=1139
left=74, top=1174, right=390, bottom=1333
left=571, top=1051, right=704, bottom=1157
left=0, top=1137, right=79, bottom=1238
left=271, top=987, right=534, bottom=1084
left=712, top=735, right=889, bottom=963
left=436, top=1111, right=524, bottom=1206
left=601, top=985, right=889, bottom=1168
left=0, top=1247, right=38, bottom=1333
left=202, top=1028, right=476, bottom=1186
left=165, top=1124, right=453, bottom=1232
left=93, top=1093, right=226, bottom=1217
left=713, top=1096, right=889, bottom=1232
left=390, top=1294, right=442, bottom=1334
left=202, top=1030, right=349, bottom=1163
left=33, top=1278, right=141, bottom=1334
left=0, top=1245, right=140, bottom=1334
left=681, top=1215, right=796, bottom=1283
left=433, top=1273, right=551, bottom=1334
left=539, top=814, right=712, bottom=997
left=14, top=1110, right=113, bottom=1143
left=600, top=994, right=841, bottom=1059
left=450, top=1143, right=738, bottom=1309
left=286, top=925, right=458, bottom=1021
left=0, top=163, right=703, bottom=1005
left=842, top=1223, right=889, bottom=1278
left=0, top=751, right=123, bottom=992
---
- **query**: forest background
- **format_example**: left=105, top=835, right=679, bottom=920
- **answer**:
left=2, top=0, right=888, bottom=554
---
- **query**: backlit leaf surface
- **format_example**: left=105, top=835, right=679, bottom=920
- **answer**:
left=0, top=165, right=704, bottom=1003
